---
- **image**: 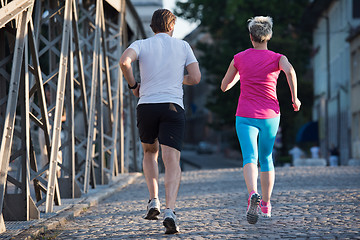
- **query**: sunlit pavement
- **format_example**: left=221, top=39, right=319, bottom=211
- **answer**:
left=20, top=165, right=360, bottom=239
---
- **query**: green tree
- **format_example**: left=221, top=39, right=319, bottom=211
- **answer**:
left=175, top=0, right=313, bottom=155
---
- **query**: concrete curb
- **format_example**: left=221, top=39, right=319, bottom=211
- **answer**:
left=10, top=172, right=142, bottom=240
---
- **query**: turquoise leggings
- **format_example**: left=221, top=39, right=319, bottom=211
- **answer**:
left=235, top=116, right=280, bottom=172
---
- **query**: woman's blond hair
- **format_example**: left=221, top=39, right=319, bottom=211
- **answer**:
left=248, top=16, right=273, bottom=43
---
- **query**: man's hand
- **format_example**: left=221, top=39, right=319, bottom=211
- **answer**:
left=120, top=48, right=138, bottom=97
left=132, top=83, right=140, bottom=98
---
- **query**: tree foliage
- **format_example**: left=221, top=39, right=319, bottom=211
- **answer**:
left=175, top=0, right=314, bottom=153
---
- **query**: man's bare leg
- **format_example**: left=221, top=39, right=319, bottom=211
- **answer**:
left=161, top=144, right=181, bottom=210
left=142, top=141, right=159, bottom=200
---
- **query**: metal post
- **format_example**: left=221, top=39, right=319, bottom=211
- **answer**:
left=57, top=23, right=79, bottom=198
left=117, top=0, right=127, bottom=174
left=0, top=6, right=35, bottom=232
left=69, top=0, right=91, bottom=194
left=97, top=44, right=105, bottom=184
left=45, top=0, right=73, bottom=213
left=84, top=0, right=101, bottom=193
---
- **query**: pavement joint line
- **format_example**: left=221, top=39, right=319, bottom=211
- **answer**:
left=11, top=172, right=142, bottom=240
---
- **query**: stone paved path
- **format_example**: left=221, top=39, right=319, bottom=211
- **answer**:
left=38, top=166, right=360, bottom=239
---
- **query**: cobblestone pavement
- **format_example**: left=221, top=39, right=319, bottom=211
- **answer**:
left=37, top=166, right=360, bottom=239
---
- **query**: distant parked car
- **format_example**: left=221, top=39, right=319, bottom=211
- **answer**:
left=196, top=141, right=213, bottom=154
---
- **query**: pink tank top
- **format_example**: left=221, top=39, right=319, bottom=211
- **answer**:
left=233, top=48, right=283, bottom=119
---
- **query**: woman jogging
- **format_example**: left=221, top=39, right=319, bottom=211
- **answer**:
left=220, top=16, right=301, bottom=224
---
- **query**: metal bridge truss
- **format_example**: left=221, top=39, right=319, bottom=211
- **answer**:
left=0, top=0, right=145, bottom=233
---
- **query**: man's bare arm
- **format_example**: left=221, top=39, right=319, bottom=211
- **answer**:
left=183, top=62, right=201, bottom=85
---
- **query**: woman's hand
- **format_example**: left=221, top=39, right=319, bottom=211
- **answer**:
left=221, top=60, right=239, bottom=92
left=292, top=98, right=301, bottom=111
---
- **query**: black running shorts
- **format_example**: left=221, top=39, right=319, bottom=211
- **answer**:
left=136, top=103, right=185, bottom=152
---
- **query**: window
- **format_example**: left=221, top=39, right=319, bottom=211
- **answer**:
left=354, top=0, right=360, bottom=18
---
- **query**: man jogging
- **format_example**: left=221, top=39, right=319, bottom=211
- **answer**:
left=119, top=9, right=201, bottom=234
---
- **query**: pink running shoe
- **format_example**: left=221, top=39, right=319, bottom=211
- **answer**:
left=260, top=200, right=271, bottom=218
left=246, top=192, right=261, bottom=224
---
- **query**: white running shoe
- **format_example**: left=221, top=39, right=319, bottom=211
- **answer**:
left=144, top=198, right=160, bottom=220
left=163, top=208, right=179, bottom=234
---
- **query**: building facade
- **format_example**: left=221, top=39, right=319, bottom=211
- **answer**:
left=305, top=0, right=360, bottom=164
left=349, top=27, right=360, bottom=162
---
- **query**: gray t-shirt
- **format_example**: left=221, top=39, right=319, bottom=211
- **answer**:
left=129, top=33, right=198, bottom=109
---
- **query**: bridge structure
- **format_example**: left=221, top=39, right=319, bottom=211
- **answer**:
left=0, top=0, right=145, bottom=233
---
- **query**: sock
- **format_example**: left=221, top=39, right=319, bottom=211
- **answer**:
left=250, top=190, right=256, bottom=196
left=261, top=200, right=270, bottom=206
